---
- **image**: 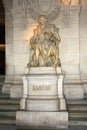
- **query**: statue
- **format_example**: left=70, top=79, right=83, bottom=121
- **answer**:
left=28, top=15, right=61, bottom=67
left=61, top=0, right=71, bottom=5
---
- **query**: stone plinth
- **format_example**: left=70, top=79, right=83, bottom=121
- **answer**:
left=16, top=67, right=68, bottom=127
left=16, top=111, right=68, bottom=128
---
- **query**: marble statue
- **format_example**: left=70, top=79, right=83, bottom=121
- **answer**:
left=28, top=15, right=61, bottom=67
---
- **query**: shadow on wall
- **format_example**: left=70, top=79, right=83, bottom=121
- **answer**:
left=0, top=47, right=5, bottom=74
left=0, top=25, right=5, bottom=74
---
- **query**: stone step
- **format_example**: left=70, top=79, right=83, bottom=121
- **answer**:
left=69, top=117, right=87, bottom=121
left=0, top=92, right=20, bottom=125
left=84, top=94, right=87, bottom=99
left=0, top=90, right=2, bottom=94
left=68, top=105, right=87, bottom=110
left=0, top=94, right=10, bottom=99
left=0, top=99, right=20, bottom=105
left=0, top=78, right=19, bottom=125
left=0, top=104, right=20, bottom=111
left=67, top=95, right=87, bottom=122
left=0, top=119, right=15, bottom=125
left=69, top=113, right=87, bottom=118
left=0, top=84, right=2, bottom=88
left=0, top=88, right=2, bottom=91
left=0, top=84, right=3, bottom=91
left=69, top=121, right=87, bottom=126
left=68, top=106, right=87, bottom=111
left=0, top=111, right=16, bottom=118
left=68, top=110, right=87, bottom=113
left=0, top=116, right=15, bottom=120
left=67, top=99, right=87, bottom=105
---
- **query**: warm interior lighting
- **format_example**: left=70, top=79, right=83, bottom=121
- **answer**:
left=62, top=0, right=71, bottom=5
left=62, top=0, right=79, bottom=6
left=82, top=0, right=87, bottom=7
left=0, top=44, right=5, bottom=47
left=71, top=0, right=79, bottom=5
left=0, top=44, right=5, bottom=51
left=23, top=23, right=38, bottom=45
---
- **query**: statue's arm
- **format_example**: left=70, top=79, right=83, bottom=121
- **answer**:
left=52, top=24, right=61, bottom=43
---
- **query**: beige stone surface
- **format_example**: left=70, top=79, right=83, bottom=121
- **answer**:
left=28, top=67, right=62, bottom=74
left=16, top=111, right=68, bottom=128
left=10, top=85, right=23, bottom=98
left=64, top=84, right=84, bottom=99
left=26, top=100, right=60, bottom=111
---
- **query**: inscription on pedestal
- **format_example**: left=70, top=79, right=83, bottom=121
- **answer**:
left=28, top=82, right=57, bottom=96
left=32, top=85, right=51, bottom=91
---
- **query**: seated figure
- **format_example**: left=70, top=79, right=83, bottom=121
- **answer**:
left=28, top=15, right=61, bottom=67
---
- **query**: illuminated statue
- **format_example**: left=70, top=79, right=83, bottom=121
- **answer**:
left=61, top=0, right=71, bottom=5
left=28, top=15, right=61, bottom=67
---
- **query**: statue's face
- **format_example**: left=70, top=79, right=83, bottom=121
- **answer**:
left=38, top=16, right=47, bottom=25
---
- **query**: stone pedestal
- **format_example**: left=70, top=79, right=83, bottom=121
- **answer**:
left=16, top=67, right=68, bottom=127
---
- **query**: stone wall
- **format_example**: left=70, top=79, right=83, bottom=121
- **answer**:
left=80, top=4, right=87, bottom=93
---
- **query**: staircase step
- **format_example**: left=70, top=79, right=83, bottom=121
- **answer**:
left=0, top=77, right=20, bottom=125
left=68, top=110, right=87, bottom=113
left=69, top=113, right=87, bottom=118
left=69, top=117, right=87, bottom=121
left=0, top=94, right=10, bottom=99
left=67, top=96, right=87, bottom=122
left=0, top=116, right=15, bottom=120
left=0, top=77, right=5, bottom=79
left=84, top=94, right=87, bottom=99
left=68, top=106, right=87, bottom=111
left=69, top=108, right=87, bottom=113
left=0, top=104, right=20, bottom=111
left=0, top=99, right=20, bottom=105
left=0, top=119, right=15, bottom=124
left=0, top=111, right=16, bottom=118
left=69, top=121, right=87, bottom=126
left=67, top=99, right=87, bottom=105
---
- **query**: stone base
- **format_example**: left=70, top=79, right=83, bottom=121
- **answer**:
left=25, top=99, right=60, bottom=111
left=16, top=111, right=68, bottom=128
left=20, top=97, right=66, bottom=111
left=20, top=67, right=67, bottom=111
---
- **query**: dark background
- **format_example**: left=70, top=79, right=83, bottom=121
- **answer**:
left=0, top=0, right=5, bottom=74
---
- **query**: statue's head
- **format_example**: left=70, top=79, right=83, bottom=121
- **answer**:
left=38, top=15, right=47, bottom=25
